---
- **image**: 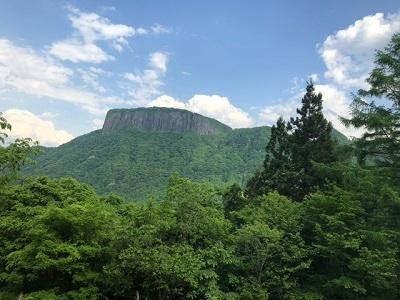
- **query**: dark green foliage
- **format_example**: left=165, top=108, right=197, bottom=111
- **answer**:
left=248, top=82, right=338, bottom=201
left=288, top=82, right=337, bottom=199
left=302, top=166, right=400, bottom=299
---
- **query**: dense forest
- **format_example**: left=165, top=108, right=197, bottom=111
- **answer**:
left=0, top=34, right=399, bottom=299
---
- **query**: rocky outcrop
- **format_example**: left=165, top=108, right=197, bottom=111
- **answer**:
left=102, top=107, right=232, bottom=135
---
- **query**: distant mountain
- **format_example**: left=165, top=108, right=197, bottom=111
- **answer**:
left=25, top=107, right=348, bottom=200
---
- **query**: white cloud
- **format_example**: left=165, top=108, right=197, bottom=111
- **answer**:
left=0, top=39, right=71, bottom=86
left=258, top=84, right=363, bottom=137
left=49, top=39, right=113, bottom=63
left=150, top=24, right=171, bottom=34
left=309, top=73, right=319, bottom=82
left=319, top=12, right=400, bottom=88
left=39, top=112, right=59, bottom=119
left=49, top=40, right=112, bottom=64
left=149, top=94, right=252, bottom=128
left=149, top=52, right=168, bottom=72
left=124, top=52, right=168, bottom=105
left=262, top=12, right=400, bottom=138
left=3, top=109, right=74, bottom=146
left=259, top=99, right=297, bottom=126
left=92, top=119, right=104, bottom=130
left=149, top=95, right=185, bottom=109
left=78, top=67, right=107, bottom=93
left=0, top=39, right=124, bottom=115
left=49, top=6, right=171, bottom=64
left=49, top=6, right=135, bottom=63
left=315, top=84, right=363, bottom=137
left=68, top=8, right=134, bottom=43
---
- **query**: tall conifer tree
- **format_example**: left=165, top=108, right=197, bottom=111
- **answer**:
left=288, top=82, right=336, bottom=200
left=248, top=82, right=337, bottom=201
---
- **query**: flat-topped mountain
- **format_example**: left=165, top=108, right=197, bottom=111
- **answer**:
left=102, top=107, right=232, bottom=135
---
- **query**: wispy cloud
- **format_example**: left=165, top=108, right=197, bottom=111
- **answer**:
left=123, top=52, right=168, bottom=105
left=0, top=38, right=124, bottom=115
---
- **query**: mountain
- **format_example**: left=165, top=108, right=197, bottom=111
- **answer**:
left=103, top=107, right=232, bottom=134
left=25, top=107, right=348, bottom=200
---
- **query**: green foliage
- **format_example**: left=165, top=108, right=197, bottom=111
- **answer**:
left=230, top=193, right=311, bottom=299
left=104, top=175, right=234, bottom=299
left=25, top=126, right=271, bottom=201
left=0, top=112, right=38, bottom=186
left=0, top=177, right=121, bottom=299
left=302, top=168, right=400, bottom=299
left=2, top=33, right=400, bottom=300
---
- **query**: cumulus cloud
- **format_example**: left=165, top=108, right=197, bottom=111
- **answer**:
left=3, top=109, right=74, bottom=146
left=0, top=39, right=124, bottom=115
left=150, top=95, right=185, bottom=109
left=319, top=12, right=400, bottom=88
left=149, top=94, right=252, bottom=128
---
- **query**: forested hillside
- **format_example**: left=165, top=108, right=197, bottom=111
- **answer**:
left=24, top=109, right=347, bottom=200
left=0, top=34, right=399, bottom=300
left=25, top=126, right=271, bottom=200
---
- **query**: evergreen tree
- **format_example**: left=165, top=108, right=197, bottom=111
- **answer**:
left=343, top=33, right=400, bottom=183
left=288, top=81, right=337, bottom=200
left=248, top=82, right=337, bottom=201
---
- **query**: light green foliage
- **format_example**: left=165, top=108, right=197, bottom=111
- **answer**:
left=230, top=193, right=310, bottom=299
left=0, top=177, right=122, bottom=299
left=104, top=175, right=234, bottom=299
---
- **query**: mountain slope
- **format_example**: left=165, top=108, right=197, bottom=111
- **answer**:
left=26, top=126, right=271, bottom=200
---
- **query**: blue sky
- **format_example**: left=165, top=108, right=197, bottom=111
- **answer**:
left=0, top=0, right=399, bottom=145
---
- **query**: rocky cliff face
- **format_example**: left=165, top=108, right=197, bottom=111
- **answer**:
left=102, top=107, right=232, bottom=135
